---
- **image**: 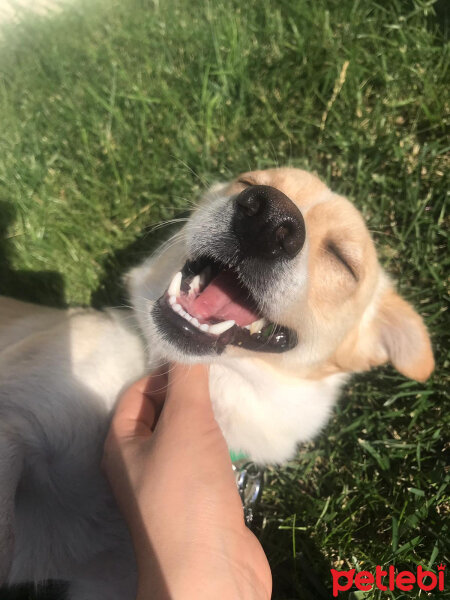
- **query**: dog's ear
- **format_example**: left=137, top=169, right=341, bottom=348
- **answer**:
left=374, top=289, right=434, bottom=382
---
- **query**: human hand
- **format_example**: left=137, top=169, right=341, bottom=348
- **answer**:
left=102, top=363, right=272, bottom=600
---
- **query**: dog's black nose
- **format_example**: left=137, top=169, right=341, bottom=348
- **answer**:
left=233, top=185, right=305, bottom=260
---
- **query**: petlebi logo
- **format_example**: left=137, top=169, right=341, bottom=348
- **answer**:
left=330, top=563, right=445, bottom=596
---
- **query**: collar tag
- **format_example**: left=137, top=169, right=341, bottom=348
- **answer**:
left=231, top=458, right=265, bottom=527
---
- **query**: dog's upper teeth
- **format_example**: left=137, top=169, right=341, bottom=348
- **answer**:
left=168, top=271, right=182, bottom=297
left=208, top=320, right=235, bottom=335
left=248, top=318, right=267, bottom=335
left=189, top=274, right=201, bottom=297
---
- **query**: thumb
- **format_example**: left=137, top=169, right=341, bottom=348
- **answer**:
left=111, top=368, right=168, bottom=440
left=158, top=363, right=215, bottom=430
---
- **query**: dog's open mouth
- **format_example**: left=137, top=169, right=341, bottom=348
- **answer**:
left=152, top=256, right=298, bottom=355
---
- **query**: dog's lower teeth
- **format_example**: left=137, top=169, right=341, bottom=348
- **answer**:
left=209, top=320, right=235, bottom=335
left=249, top=318, right=267, bottom=335
left=168, top=271, right=182, bottom=297
left=169, top=301, right=208, bottom=331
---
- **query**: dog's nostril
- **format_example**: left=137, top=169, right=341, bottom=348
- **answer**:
left=236, top=192, right=260, bottom=217
left=275, top=222, right=303, bottom=257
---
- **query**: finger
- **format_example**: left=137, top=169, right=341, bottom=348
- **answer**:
left=160, top=363, right=234, bottom=473
left=156, top=363, right=215, bottom=431
left=112, top=368, right=169, bottom=439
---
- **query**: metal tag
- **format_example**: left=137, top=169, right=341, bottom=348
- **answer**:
left=232, top=460, right=265, bottom=526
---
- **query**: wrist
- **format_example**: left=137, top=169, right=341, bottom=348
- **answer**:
left=137, top=555, right=270, bottom=600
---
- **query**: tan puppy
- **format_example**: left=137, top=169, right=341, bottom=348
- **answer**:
left=0, top=168, right=434, bottom=597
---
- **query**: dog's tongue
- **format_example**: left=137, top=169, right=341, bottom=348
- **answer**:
left=189, top=270, right=260, bottom=326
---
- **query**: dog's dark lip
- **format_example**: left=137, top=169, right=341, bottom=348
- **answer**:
left=152, top=296, right=221, bottom=355
left=152, top=295, right=297, bottom=354
left=151, top=256, right=298, bottom=355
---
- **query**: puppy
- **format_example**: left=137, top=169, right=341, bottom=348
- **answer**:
left=0, top=168, right=434, bottom=598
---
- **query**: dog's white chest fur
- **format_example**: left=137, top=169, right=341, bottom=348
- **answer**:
left=210, top=361, right=347, bottom=463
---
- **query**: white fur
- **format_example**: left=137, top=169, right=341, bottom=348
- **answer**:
left=0, top=301, right=145, bottom=596
left=209, top=359, right=347, bottom=464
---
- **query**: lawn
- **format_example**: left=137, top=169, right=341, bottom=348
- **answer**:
left=0, top=0, right=448, bottom=598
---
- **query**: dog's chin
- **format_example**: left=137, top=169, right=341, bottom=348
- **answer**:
left=151, top=255, right=298, bottom=358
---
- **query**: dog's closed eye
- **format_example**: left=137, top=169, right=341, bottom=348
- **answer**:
left=237, top=178, right=256, bottom=187
left=325, top=240, right=359, bottom=282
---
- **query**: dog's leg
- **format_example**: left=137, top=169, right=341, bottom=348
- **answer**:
left=0, top=435, right=24, bottom=584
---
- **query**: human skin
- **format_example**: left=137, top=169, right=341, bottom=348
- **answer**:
left=102, top=363, right=272, bottom=600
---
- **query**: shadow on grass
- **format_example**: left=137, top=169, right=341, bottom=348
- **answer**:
left=250, top=503, right=339, bottom=600
left=0, top=200, right=66, bottom=308
left=434, top=0, right=449, bottom=37
left=268, top=533, right=334, bottom=600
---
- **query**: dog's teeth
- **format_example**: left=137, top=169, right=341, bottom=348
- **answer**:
left=172, top=303, right=182, bottom=313
left=209, top=320, right=235, bottom=335
left=168, top=271, right=182, bottom=297
left=249, top=318, right=267, bottom=335
left=199, top=323, right=209, bottom=332
left=184, top=313, right=192, bottom=322
left=191, top=317, right=200, bottom=327
left=189, top=275, right=201, bottom=296
left=168, top=295, right=176, bottom=305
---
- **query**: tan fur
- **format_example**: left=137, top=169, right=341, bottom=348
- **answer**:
left=225, top=168, right=434, bottom=382
left=374, top=289, right=435, bottom=381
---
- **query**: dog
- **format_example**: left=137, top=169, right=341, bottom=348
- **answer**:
left=0, top=168, right=434, bottom=598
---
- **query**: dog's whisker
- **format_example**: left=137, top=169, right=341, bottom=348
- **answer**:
left=149, top=218, right=190, bottom=233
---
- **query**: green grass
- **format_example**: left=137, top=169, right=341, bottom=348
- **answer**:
left=0, top=0, right=448, bottom=598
